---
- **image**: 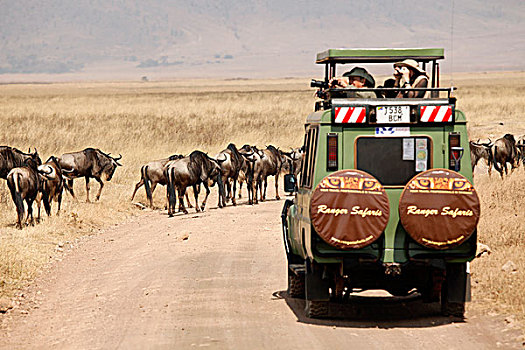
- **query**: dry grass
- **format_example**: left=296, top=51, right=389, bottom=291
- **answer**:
left=0, top=74, right=524, bottom=328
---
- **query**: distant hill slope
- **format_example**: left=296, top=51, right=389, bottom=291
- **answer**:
left=0, top=0, right=524, bottom=79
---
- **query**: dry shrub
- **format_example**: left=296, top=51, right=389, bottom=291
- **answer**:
left=0, top=74, right=524, bottom=327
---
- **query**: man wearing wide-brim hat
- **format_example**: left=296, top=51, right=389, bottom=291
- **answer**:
left=393, top=59, right=429, bottom=98
left=331, top=66, right=376, bottom=99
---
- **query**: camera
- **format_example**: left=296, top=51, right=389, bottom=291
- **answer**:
left=310, top=79, right=330, bottom=89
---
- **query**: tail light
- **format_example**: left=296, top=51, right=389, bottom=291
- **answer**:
left=449, top=132, right=464, bottom=171
left=327, top=133, right=338, bottom=170
left=420, top=105, right=453, bottom=123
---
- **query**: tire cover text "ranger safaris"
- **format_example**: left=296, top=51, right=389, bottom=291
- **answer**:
left=310, top=170, right=390, bottom=250
left=399, top=169, right=480, bottom=250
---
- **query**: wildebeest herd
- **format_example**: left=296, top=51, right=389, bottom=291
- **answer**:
left=470, top=133, right=525, bottom=178
left=0, top=144, right=303, bottom=229
left=3, top=132, right=521, bottom=229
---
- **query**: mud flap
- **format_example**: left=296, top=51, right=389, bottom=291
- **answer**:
left=305, top=260, right=330, bottom=301
left=445, top=262, right=468, bottom=303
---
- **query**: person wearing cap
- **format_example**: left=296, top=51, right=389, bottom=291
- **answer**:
left=330, top=67, right=376, bottom=99
left=393, top=59, right=429, bottom=98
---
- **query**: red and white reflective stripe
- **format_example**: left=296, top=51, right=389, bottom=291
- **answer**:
left=334, top=107, right=366, bottom=123
left=420, top=105, right=453, bottom=122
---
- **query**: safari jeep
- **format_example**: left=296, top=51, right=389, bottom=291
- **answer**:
left=281, top=48, right=479, bottom=318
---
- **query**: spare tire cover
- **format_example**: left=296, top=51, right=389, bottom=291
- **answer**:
left=310, top=170, right=390, bottom=249
left=399, top=169, right=480, bottom=250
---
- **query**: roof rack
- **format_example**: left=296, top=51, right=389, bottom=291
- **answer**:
left=316, top=48, right=445, bottom=64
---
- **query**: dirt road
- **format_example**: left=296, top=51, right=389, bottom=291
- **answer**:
left=0, top=194, right=521, bottom=349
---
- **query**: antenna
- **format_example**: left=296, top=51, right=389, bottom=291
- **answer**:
left=450, top=0, right=455, bottom=86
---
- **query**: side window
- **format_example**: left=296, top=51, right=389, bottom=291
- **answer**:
left=300, top=130, right=311, bottom=187
left=300, top=126, right=319, bottom=188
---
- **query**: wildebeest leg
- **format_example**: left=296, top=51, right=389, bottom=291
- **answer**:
left=232, top=178, right=237, bottom=206
left=185, top=189, right=193, bottom=208
left=225, top=178, right=232, bottom=204
left=217, top=176, right=226, bottom=208
left=200, top=183, right=211, bottom=211
left=26, top=198, right=34, bottom=226
left=178, top=187, right=189, bottom=214
left=149, top=182, right=158, bottom=208
left=258, top=177, right=263, bottom=203
left=57, top=189, right=63, bottom=215
left=275, top=174, right=280, bottom=200
left=193, top=184, right=202, bottom=212
left=262, top=176, right=268, bottom=201
left=238, top=181, right=243, bottom=199
left=130, top=178, right=144, bottom=202
left=94, top=177, right=104, bottom=201
left=36, top=194, right=42, bottom=223
left=66, top=179, right=76, bottom=199
left=85, top=176, right=91, bottom=202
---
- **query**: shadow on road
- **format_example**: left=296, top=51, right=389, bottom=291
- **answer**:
left=272, top=290, right=464, bottom=329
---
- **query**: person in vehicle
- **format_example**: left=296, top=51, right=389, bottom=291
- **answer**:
left=330, top=67, right=376, bottom=98
left=393, top=59, right=429, bottom=98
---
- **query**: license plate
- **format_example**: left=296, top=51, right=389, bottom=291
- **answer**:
left=376, top=106, right=410, bottom=123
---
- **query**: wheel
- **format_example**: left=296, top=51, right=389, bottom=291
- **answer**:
left=288, top=269, right=305, bottom=298
left=440, top=263, right=467, bottom=318
left=441, top=300, right=465, bottom=317
left=305, top=300, right=329, bottom=318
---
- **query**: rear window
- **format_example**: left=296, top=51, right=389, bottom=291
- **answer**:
left=356, top=137, right=432, bottom=186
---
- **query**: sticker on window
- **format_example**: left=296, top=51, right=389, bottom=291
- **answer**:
left=415, top=138, right=428, bottom=171
left=403, top=138, right=415, bottom=160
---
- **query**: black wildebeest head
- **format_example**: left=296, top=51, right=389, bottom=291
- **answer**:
left=96, top=149, right=122, bottom=181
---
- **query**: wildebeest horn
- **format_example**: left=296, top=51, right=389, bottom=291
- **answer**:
left=38, top=167, right=53, bottom=175
left=113, top=154, right=122, bottom=161
left=217, top=155, right=227, bottom=163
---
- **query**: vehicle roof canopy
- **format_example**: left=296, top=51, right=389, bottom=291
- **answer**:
left=316, top=48, right=445, bottom=64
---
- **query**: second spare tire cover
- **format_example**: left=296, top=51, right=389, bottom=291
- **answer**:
left=310, top=169, right=390, bottom=249
left=399, top=169, right=480, bottom=250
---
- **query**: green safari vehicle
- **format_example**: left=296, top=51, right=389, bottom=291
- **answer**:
left=281, top=48, right=480, bottom=318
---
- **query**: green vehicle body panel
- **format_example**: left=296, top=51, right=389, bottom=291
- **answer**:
left=286, top=107, right=476, bottom=266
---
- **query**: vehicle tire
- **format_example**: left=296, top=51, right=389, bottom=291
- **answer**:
left=288, top=269, right=305, bottom=298
left=440, top=263, right=467, bottom=318
left=441, top=300, right=465, bottom=318
left=305, top=300, right=329, bottom=319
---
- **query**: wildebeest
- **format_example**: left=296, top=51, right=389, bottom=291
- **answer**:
left=517, top=136, right=525, bottom=167
left=7, top=159, right=46, bottom=229
left=239, top=145, right=265, bottom=205
left=58, top=148, right=122, bottom=202
left=469, top=140, right=493, bottom=176
left=38, top=156, right=65, bottom=216
left=259, top=145, right=287, bottom=201
left=216, top=143, right=246, bottom=207
left=130, top=154, right=184, bottom=208
left=493, top=134, right=520, bottom=178
left=0, top=146, right=41, bottom=179
left=165, top=150, right=224, bottom=216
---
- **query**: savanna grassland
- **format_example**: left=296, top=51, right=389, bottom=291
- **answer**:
left=0, top=73, right=524, bottom=328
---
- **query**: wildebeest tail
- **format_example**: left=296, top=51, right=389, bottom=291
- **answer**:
left=217, top=172, right=225, bottom=200
left=142, top=165, right=153, bottom=203
left=493, top=145, right=502, bottom=172
left=42, top=185, right=51, bottom=216
left=7, top=173, right=25, bottom=224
